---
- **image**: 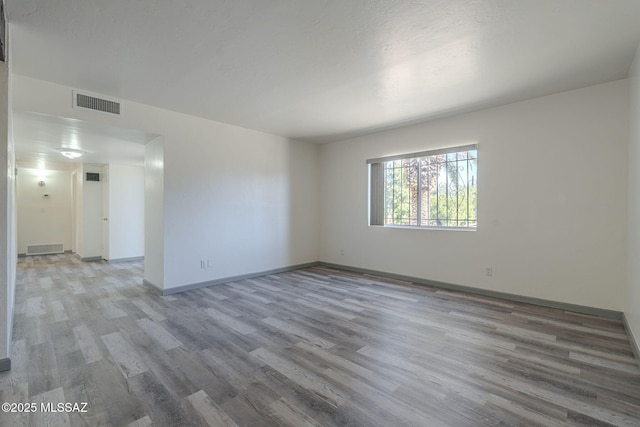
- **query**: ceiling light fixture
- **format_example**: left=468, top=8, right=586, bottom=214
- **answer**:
left=58, top=148, right=84, bottom=159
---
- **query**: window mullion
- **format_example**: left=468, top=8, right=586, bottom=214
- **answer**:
left=417, top=159, right=422, bottom=226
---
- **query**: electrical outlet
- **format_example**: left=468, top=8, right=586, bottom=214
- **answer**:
left=207, top=259, right=213, bottom=268
left=485, top=267, right=493, bottom=277
left=340, top=249, right=344, bottom=256
left=201, top=260, right=206, bottom=269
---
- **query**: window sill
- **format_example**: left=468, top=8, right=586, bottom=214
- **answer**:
left=369, top=224, right=477, bottom=232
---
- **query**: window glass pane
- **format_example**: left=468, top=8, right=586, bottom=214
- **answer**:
left=468, top=151, right=477, bottom=225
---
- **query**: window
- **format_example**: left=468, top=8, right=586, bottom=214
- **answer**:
left=368, top=144, right=477, bottom=228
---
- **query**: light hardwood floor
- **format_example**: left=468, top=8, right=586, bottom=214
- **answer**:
left=1, top=254, right=639, bottom=426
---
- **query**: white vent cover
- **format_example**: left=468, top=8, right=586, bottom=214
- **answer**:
left=72, top=90, right=121, bottom=115
left=26, top=243, right=64, bottom=256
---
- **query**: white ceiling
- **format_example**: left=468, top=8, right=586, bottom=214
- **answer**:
left=6, top=0, right=640, bottom=146
left=14, top=113, right=158, bottom=170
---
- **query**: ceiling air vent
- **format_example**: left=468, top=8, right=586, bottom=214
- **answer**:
left=73, top=90, right=122, bottom=115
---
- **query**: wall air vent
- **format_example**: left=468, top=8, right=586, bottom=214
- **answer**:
left=26, top=243, right=64, bottom=256
left=86, top=172, right=100, bottom=182
left=73, top=90, right=122, bottom=115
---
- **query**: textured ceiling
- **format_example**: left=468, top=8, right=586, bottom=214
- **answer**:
left=6, top=0, right=640, bottom=143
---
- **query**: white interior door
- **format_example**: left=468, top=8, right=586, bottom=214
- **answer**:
left=101, top=165, right=110, bottom=261
left=71, top=172, right=77, bottom=253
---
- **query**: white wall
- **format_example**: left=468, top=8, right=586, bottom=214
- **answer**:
left=16, top=167, right=72, bottom=254
left=160, top=116, right=319, bottom=289
left=0, top=55, right=15, bottom=365
left=13, top=75, right=320, bottom=292
left=320, top=80, right=628, bottom=311
left=72, top=170, right=82, bottom=255
left=108, top=164, right=144, bottom=261
left=627, top=43, right=640, bottom=349
left=144, top=137, right=164, bottom=288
